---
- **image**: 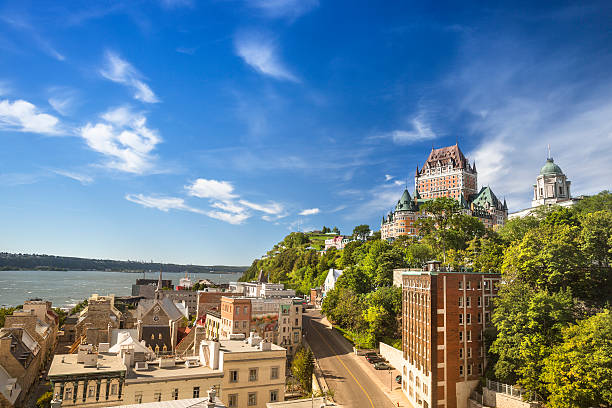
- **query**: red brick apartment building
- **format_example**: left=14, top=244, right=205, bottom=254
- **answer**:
left=220, top=297, right=252, bottom=338
left=398, top=262, right=500, bottom=408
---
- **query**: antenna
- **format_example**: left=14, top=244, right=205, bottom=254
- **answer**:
left=547, top=144, right=551, bottom=159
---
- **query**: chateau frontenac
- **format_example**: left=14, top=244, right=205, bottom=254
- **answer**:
left=381, top=144, right=508, bottom=240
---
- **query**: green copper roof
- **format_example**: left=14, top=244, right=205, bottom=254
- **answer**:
left=395, top=189, right=414, bottom=211
left=540, top=158, right=564, bottom=175
left=471, top=186, right=502, bottom=210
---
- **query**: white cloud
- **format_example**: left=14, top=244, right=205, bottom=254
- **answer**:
left=47, top=87, right=78, bottom=116
left=384, top=174, right=394, bottom=181
left=234, top=32, right=299, bottom=82
left=100, top=51, right=159, bottom=103
left=126, top=194, right=203, bottom=213
left=239, top=199, right=284, bottom=215
left=53, top=170, right=93, bottom=185
left=80, top=106, right=161, bottom=173
left=0, top=99, right=61, bottom=135
left=206, top=210, right=250, bottom=225
left=299, top=208, right=320, bottom=216
left=186, top=179, right=237, bottom=201
left=390, top=118, right=436, bottom=145
left=245, top=0, right=319, bottom=20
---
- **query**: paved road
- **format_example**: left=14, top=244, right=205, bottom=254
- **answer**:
left=304, top=310, right=396, bottom=408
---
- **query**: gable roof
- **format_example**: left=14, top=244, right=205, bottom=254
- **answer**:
left=420, top=144, right=470, bottom=172
left=470, top=186, right=505, bottom=211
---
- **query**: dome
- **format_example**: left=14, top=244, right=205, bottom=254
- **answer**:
left=540, top=158, right=564, bottom=175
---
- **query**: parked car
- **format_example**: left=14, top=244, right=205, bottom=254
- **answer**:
left=366, top=355, right=383, bottom=364
left=374, top=362, right=392, bottom=370
left=395, top=375, right=402, bottom=384
left=364, top=351, right=378, bottom=357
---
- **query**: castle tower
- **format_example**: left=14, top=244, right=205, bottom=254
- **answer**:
left=532, top=152, right=571, bottom=207
left=415, top=143, right=478, bottom=202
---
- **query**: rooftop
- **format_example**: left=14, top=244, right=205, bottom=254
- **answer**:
left=48, top=353, right=126, bottom=377
left=114, top=397, right=226, bottom=408
left=126, top=361, right=222, bottom=382
left=219, top=338, right=285, bottom=353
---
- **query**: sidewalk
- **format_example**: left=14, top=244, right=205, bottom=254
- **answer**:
left=318, top=315, right=412, bottom=408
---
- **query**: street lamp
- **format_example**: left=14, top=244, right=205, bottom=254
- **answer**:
left=389, top=370, right=393, bottom=391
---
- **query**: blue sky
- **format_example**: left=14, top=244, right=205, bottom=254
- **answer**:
left=1, top=1, right=611, bottom=265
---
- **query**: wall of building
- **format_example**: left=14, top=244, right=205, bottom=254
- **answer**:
left=482, top=388, right=540, bottom=408
left=123, top=376, right=222, bottom=405
left=379, top=342, right=404, bottom=373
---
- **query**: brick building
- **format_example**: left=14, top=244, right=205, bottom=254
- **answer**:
left=220, top=297, right=252, bottom=339
left=396, top=262, right=501, bottom=408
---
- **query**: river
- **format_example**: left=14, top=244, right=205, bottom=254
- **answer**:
left=0, top=270, right=243, bottom=308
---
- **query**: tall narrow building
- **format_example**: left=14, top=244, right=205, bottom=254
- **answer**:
left=415, top=144, right=478, bottom=202
left=397, top=263, right=501, bottom=408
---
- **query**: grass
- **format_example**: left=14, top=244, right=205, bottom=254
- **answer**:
left=333, top=325, right=373, bottom=349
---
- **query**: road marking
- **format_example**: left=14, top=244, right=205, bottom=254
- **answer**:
left=309, top=317, right=376, bottom=408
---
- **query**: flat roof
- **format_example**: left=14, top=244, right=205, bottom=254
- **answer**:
left=114, top=397, right=226, bottom=408
left=219, top=339, right=285, bottom=353
left=49, top=354, right=126, bottom=377
left=396, top=268, right=501, bottom=276
left=127, top=362, right=222, bottom=383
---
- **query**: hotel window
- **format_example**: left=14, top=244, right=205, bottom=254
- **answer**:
left=249, top=368, right=258, bottom=381
left=172, top=389, right=179, bottom=400
left=230, top=370, right=239, bottom=383
left=193, top=387, right=200, bottom=398
left=154, top=392, right=161, bottom=402
left=248, top=392, right=257, bottom=406
left=271, top=366, right=279, bottom=379
left=459, top=365, right=464, bottom=375
left=466, top=313, right=471, bottom=324
left=270, top=390, right=279, bottom=402
left=229, top=394, right=238, bottom=407
left=110, top=384, right=117, bottom=395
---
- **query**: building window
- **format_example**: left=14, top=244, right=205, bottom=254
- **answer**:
left=228, top=394, right=238, bottom=407
left=235, top=321, right=240, bottom=328
left=478, top=313, right=482, bottom=323
left=88, top=387, right=95, bottom=398
left=477, top=281, right=482, bottom=290
left=467, top=331, right=472, bottom=341
left=459, top=314, right=463, bottom=324
left=485, top=312, right=491, bottom=323
left=135, top=394, right=143, bottom=404
left=193, top=387, right=200, bottom=398
left=459, top=331, right=463, bottom=341
left=65, top=389, right=72, bottom=400
left=271, top=367, right=279, bottom=379
left=466, top=297, right=471, bottom=307
left=466, top=281, right=471, bottom=290
left=466, top=313, right=471, bottom=324
left=477, top=296, right=481, bottom=306
left=248, top=392, right=257, bottom=406
left=478, top=363, right=483, bottom=374
left=459, top=348, right=463, bottom=359
left=459, top=365, right=464, bottom=376
left=467, top=348, right=472, bottom=358
left=249, top=368, right=258, bottom=381
left=244, top=306, right=248, bottom=314
left=270, top=390, right=278, bottom=402
left=467, top=365, right=473, bottom=375
left=243, top=321, right=247, bottom=328
left=458, top=297, right=463, bottom=307
left=230, top=370, right=239, bottom=383
left=110, top=384, right=117, bottom=395
left=172, top=389, right=179, bottom=400
left=154, top=392, right=161, bottom=402
left=458, top=281, right=463, bottom=290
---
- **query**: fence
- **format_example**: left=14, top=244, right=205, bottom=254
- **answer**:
left=486, top=379, right=525, bottom=399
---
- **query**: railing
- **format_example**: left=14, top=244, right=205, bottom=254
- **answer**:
left=470, top=390, right=483, bottom=405
left=486, top=379, right=525, bottom=399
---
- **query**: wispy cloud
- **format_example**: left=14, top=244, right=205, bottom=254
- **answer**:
left=245, top=0, right=319, bottom=20
left=372, top=117, right=437, bottom=145
left=0, top=99, right=61, bottom=135
left=53, top=170, right=93, bottom=185
left=184, top=178, right=286, bottom=224
left=47, top=87, right=78, bottom=116
left=384, top=174, right=394, bottom=181
left=234, top=31, right=299, bottom=82
left=126, top=194, right=203, bottom=213
left=176, top=46, right=198, bottom=55
left=100, top=51, right=159, bottom=103
left=299, top=208, right=319, bottom=216
left=79, top=106, right=161, bottom=174
left=1, top=14, right=65, bottom=61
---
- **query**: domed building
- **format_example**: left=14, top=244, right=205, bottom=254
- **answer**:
left=509, top=153, right=581, bottom=219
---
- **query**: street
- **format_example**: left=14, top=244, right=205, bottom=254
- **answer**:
left=304, top=310, right=396, bottom=408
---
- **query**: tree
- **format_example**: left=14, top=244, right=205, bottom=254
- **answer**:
left=490, top=283, right=575, bottom=398
left=291, top=347, right=314, bottom=393
left=37, top=391, right=53, bottom=408
left=321, top=226, right=330, bottom=233
left=572, top=190, right=612, bottom=215
left=352, top=224, right=371, bottom=241
left=498, top=215, right=541, bottom=244
left=542, top=310, right=612, bottom=408
left=332, top=226, right=340, bottom=234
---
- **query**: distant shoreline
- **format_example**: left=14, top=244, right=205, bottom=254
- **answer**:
left=0, top=268, right=245, bottom=274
